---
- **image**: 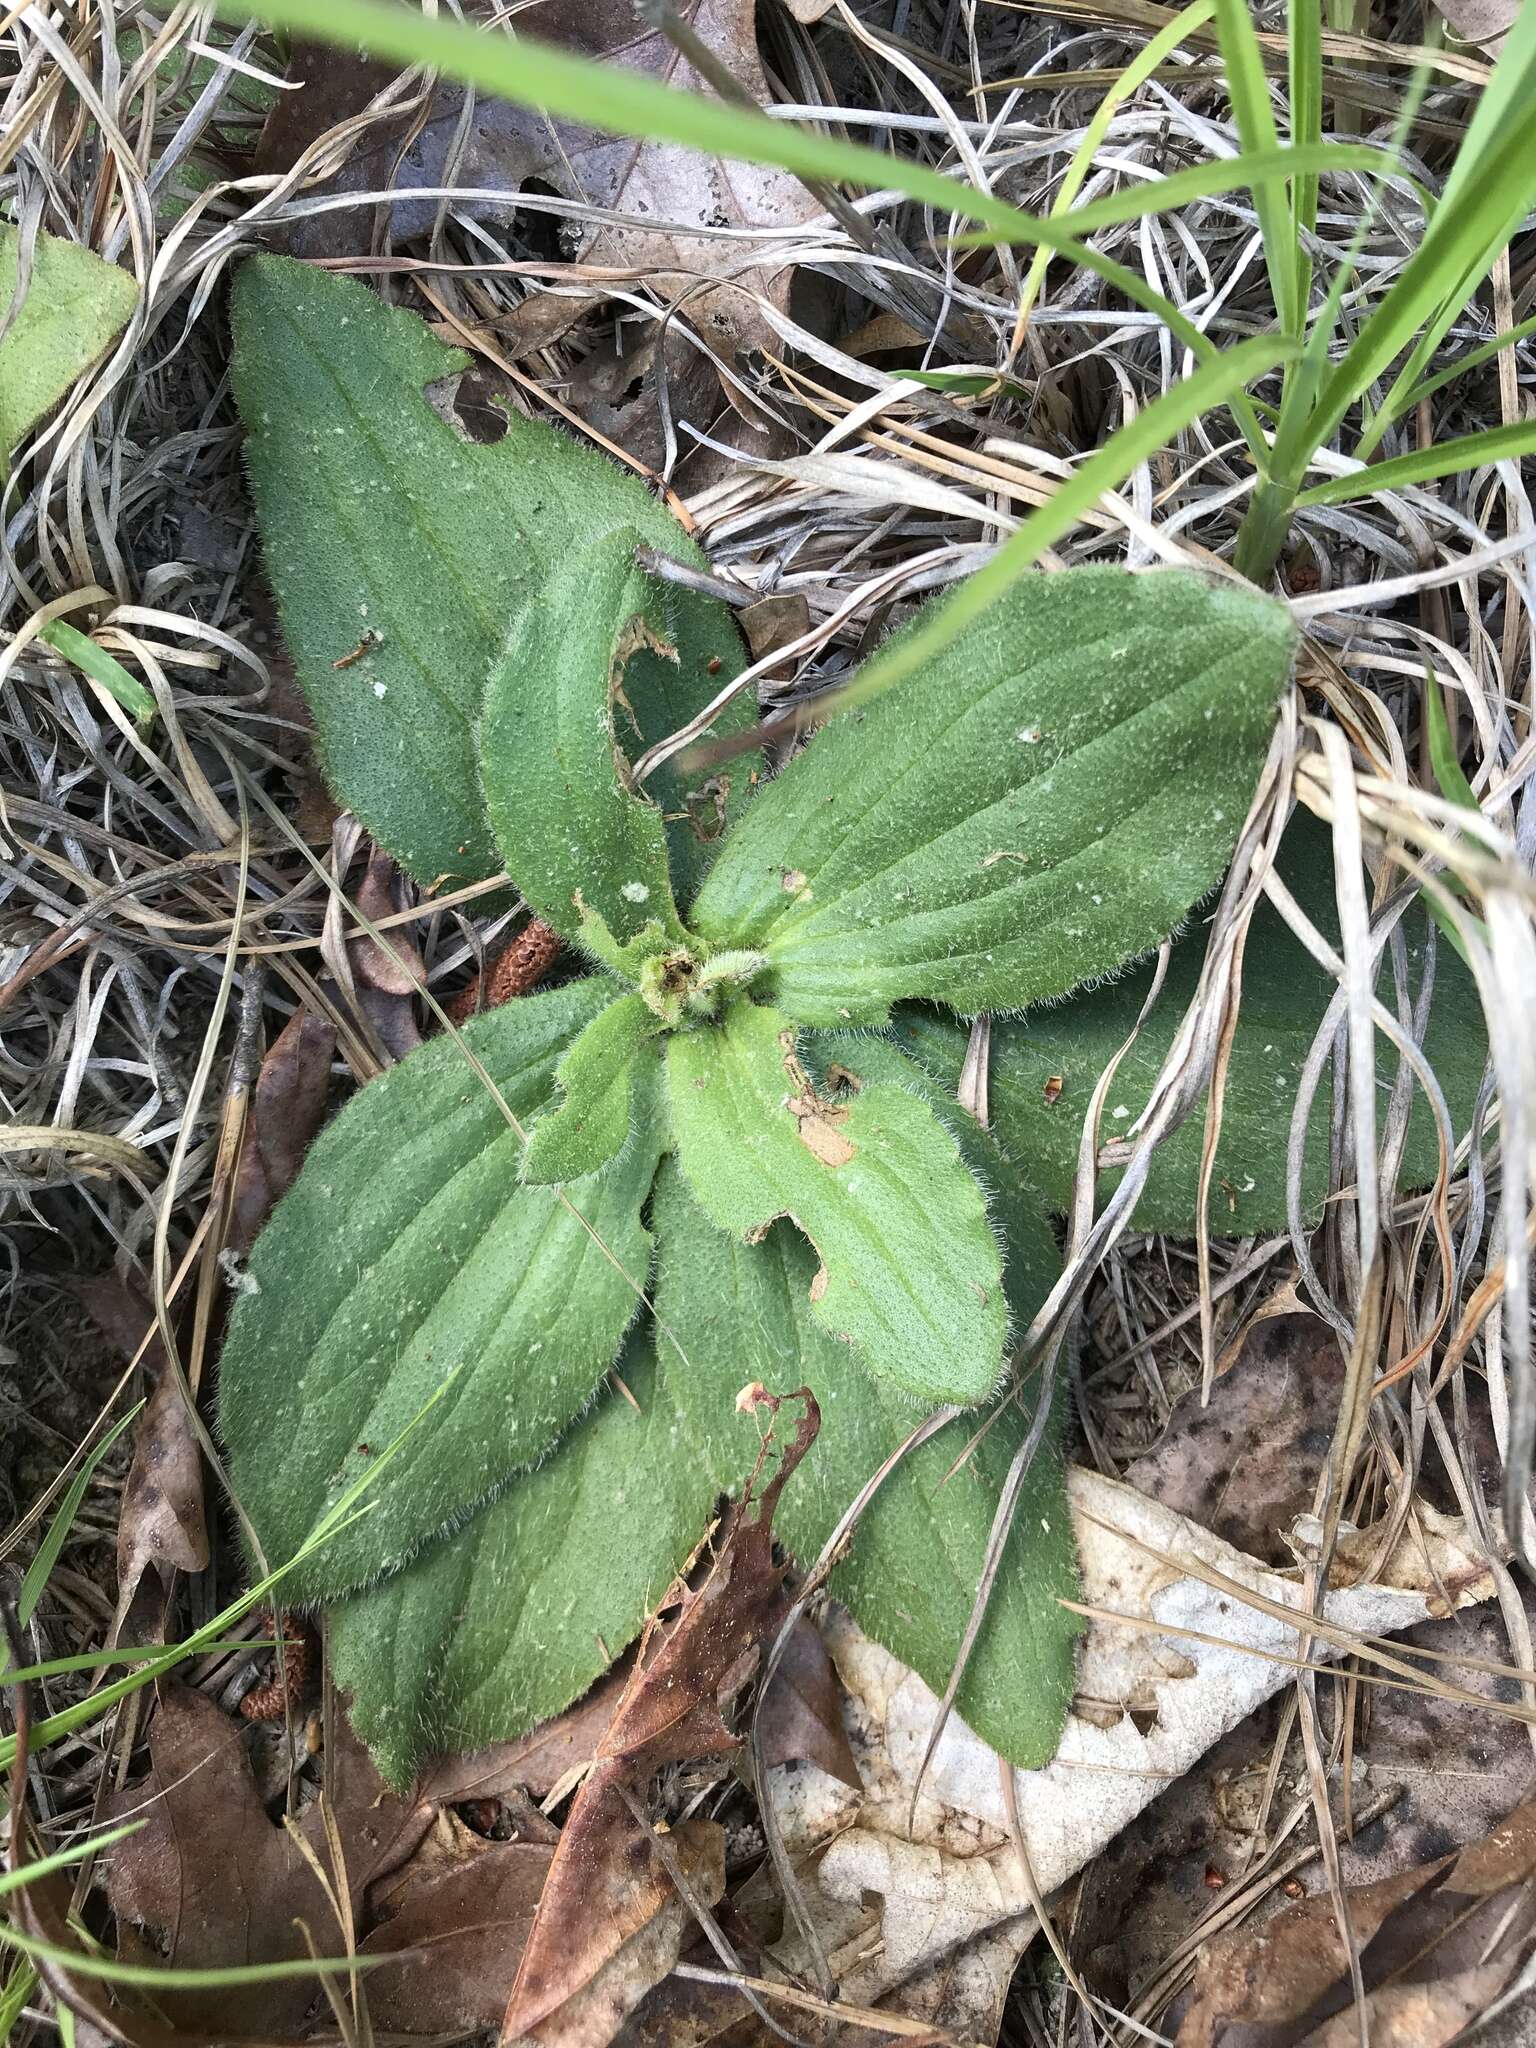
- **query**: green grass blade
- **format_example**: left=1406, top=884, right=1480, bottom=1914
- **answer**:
left=0, top=1962, right=36, bottom=2040
left=1288, top=0, right=1322, bottom=303
left=1212, top=0, right=1298, bottom=333
left=1346, top=20, right=1536, bottom=455
left=220, top=0, right=1289, bottom=461
left=0, top=1341, right=470, bottom=1772
left=1436, top=0, right=1536, bottom=214
left=1426, top=677, right=1480, bottom=816
left=0, top=1922, right=374, bottom=1992
left=15, top=1405, right=141, bottom=1629
left=695, top=334, right=1296, bottom=746
left=1294, top=416, right=1536, bottom=506
left=0, top=1641, right=268, bottom=1687
left=961, top=143, right=1382, bottom=243
left=1401, top=312, right=1536, bottom=412
left=38, top=621, right=155, bottom=729
left=1013, top=0, right=1216, bottom=326
left=0, top=1824, right=144, bottom=1901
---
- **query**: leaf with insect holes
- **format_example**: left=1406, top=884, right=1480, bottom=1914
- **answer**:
left=481, top=531, right=688, bottom=949
left=522, top=992, right=659, bottom=1185
left=218, top=980, right=665, bottom=1598
left=650, top=1140, right=1080, bottom=1769
left=329, top=1326, right=722, bottom=1789
left=666, top=1000, right=1006, bottom=1405
left=230, top=254, right=754, bottom=894
left=689, top=567, right=1295, bottom=1025
left=0, top=227, right=138, bottom=468
left=895, top=813, right=1491, bottom=1235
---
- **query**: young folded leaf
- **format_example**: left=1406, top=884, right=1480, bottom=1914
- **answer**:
left=651, top=1154, right=1080, bottom=1768
left=329, top=1328, right=716, bottom=1789
left=689, top=567, right=1295, bottom=1024
left=231, top=254, right=752, bottom=893
left=218, top=982, right=661, bottom=1598
left=481, top=532, right=688, bottom=949
left=896, top=813, right=1490, bottom=1234
left=521, top=992, right=659, bottom=1185
left=666, top=1000, right=1006, bottom=1404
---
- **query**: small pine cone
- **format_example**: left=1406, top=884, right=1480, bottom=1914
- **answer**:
left=445, top=918, right=563, bottom=1022
left=239, top=1611, right=318, bottom=1721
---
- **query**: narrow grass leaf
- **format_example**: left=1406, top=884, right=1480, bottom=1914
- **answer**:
left=38, top=622, right=155, bottom=729
left=1212, top=0, right=1299, bottom=332
left=15, top=1405, right=141, bottom=1629
left=1294, top=417, right=1536, bottom=505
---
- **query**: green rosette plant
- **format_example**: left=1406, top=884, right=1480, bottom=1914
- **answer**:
left=220, top=254, right=1304, bottom=1785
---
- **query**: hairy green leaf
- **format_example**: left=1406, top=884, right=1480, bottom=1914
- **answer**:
left=690, top=567, right=1294, bottom=1025
left=0, top=227, right=137, bottom=467
left=329, top=1328, right=717, bottom=1787
left=651, top=1150, right=1080, bottom=1768
left=666, top=1001, right=1005, bottom=1404
left=219, top=980, right=665, bottom=1597
left=230, top=254, right=752, bottom=893
left=481, top=532, right=685, bottom=947
left=522, top=991, right=658, bottom=1185
left=896, top=815, right=1490, bottom=1234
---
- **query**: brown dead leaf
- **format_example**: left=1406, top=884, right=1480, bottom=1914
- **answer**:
left=322, top=825, right=425, bottom=1070
left=359, top=1821, right=556, bottom=2034
left=75, top=1278, right=207, bottom=1639
left=471, top=0, right=821, bottom=355
left=107, top=1687, right=528, bottom=2039
left=252, top=44, right=418, bottom=262
left=228, top=1005, right=337, bottom=1257
left=1300, top=1966, right=1518, bottom=2048
left=420, top=1657, right=634, bottom=1807
left=1127, top=1314, right=1343, bottom=1564
left=501, top=1390, right=819, bottom=2048
left=758, top=1615, right=861, bottom=1789
left=527, top=1821, right=727, bottom=2048
left=1177, top=1795, right=1536, bottom=2048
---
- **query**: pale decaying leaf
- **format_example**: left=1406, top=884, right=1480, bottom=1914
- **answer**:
left=766, top=1467, right=1499, bottom=2009
left=382, top=0, right=822, bottom=354
left=1429, top=0, right=1516, bottom=51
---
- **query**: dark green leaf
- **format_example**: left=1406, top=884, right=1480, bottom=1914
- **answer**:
left=329, top=1328, right=717, bottom=1788
left=690, top=567, right=1294, bottom=1024
left=667, top=1001, right=1006, bottom=1404
left=219, top=980, right=664, bottom=1597
left=230, top=254, right=752, bottom=892
left=896, top=814, right=1490, bottom=1235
